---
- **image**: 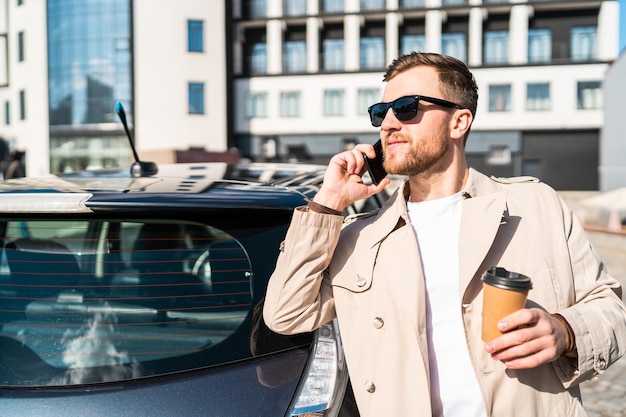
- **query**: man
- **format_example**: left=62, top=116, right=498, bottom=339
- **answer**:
left=263, top=52, right=626, bottom=416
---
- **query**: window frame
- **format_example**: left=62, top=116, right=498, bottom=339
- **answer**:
left=280, top=91, right=301, bottom=117
left=323, top=89, right=345, bottom=117
left=187, top=20, right=204, bottom=53
left=488, top=84, right=512, bottom=112
left=188, top=82, right=205, bottom=115
left=526, top=82, right=551, bottom=111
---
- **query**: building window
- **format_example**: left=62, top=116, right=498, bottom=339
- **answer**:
left=283, top=41, right=306, bottom=73
left=360, top=37, right=385, bottom=70
left=19, top=90, right=25, bottom=120
left=488, top=84, right=511, bottom=112
left=17, top=0, right=23, bottom=5
left=251, top=43, right=267, bottom=75
left=187, top=20, right=203, bottom=53
left=323, top=89, right=344, bottom=116
left=528, top=29, right=551, bottom=63
left=4, top=101, right=9, bottom=125
left=188, top=82, right=205, bottom=114
left=401, top=0, right=425, bottom=8
left=360, top=0, right=384, bottom=10
left=483, top=31, right=508, bottom=65
left=357, top=88, right=380, bottom=115
left=18, top=32, right=24, bottom=62
left=323, top=39, right=344, bottom=71
left=577, top=81, right=602, bottom=110
left=401, top=34, right=425, bottom=55
left=248, top=0, right=267, bottom=17
left=571, top=26, right=597, bottom=61
left=442, top=0, right=466, bottom=5
left=245, top=92, right=268, bottom=118
left=323, top=0, right=343, bottom=13
left=526, top=83, right=550, bottom=111
left=442, top=33, right=466, bottom=62
left=284, top=0, right=306, bottom=16
left=280, top=91, right=301, bottom=117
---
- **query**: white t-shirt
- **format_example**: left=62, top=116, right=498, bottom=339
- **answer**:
left=408, top=192, right=486, bottom=417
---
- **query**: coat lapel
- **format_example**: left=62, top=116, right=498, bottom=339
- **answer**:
left=459, top=190, right=508, bottom=301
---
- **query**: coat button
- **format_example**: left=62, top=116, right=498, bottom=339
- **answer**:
left=364, top=381, right=376, bottom=393
left=373, top=317, right=384, bottom=329
left=356, top=275, right=367, bottom=287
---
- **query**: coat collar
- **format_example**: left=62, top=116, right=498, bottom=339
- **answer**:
left=369, top=168, right=508, bottom=298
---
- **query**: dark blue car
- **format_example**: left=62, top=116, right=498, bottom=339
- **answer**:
left=0, top=162, right=394, bottom=416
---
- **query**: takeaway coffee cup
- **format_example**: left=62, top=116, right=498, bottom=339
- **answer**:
left=481, top=267, right=533, bottom=342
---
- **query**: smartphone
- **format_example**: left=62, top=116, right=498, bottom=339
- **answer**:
left=363, top=140, right=387, bottom=186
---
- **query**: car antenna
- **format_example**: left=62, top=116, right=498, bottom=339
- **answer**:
left=115, top=101, right=158, bottom=177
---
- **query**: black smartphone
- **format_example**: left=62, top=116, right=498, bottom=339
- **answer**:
left=363, top=140, right=387, bottom=186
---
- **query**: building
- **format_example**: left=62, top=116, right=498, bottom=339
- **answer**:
left=232, top=0, right=620, bottom=190
left=601, top=48, right=626, bottom=192
left=0, top=0, right=229, bottom=176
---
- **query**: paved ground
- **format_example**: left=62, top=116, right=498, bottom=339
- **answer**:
left=579, top=230, right=626, bottom=417
left=543, top=192, right=626, bottom=416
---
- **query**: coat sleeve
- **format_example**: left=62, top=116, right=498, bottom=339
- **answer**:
left=552, top=193, right=626, bottom=387
left=263, top=207, right=344, bottom=335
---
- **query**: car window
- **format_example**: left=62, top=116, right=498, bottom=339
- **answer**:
left=0, top=218, right=284, bottom=387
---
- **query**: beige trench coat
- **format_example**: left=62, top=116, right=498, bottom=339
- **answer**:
left=263, top=168, right=626, bottom=417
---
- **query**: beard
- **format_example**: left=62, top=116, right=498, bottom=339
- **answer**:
left=382, top=126, right=450, bottom=176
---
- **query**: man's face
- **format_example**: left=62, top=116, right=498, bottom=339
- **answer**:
left=378, top=66, right=454, bottom=177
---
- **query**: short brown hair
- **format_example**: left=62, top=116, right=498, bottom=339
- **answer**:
left=383, top=52, right=478, bottom=119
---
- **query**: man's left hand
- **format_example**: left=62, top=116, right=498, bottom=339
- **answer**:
left=484, top=308, right=572, bottom=369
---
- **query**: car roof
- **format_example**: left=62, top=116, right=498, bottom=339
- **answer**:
left=0, top=162, right=327, bottom=213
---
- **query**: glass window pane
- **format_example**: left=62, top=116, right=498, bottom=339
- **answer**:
left=323, top=39, right=344, bottom=71
left=360, top=37, right=385, bottom=70
left=484, top=31, right=509, bottom=65
left=188, top=82, right=205, bottom=114
left=251, top=43, right=267, bottom=75
left=19, top=90, right=25, bottom=120
left=280, top=91, right=301, bottom=117
left=401, top=34, right=425, bottom=56
left=400, top=0, right=425, bottom=8
left=323, top=89, right=344, bottom=116
left=528, top=29, right=551, bottom=63
left=571, top=26, right=597, bottom=61
left=357, top=88, right=380, bottom=115
left=249, top=0, right=267, bottom=17
left=283, top=41, right=306, bottom=73
left=246, top=92, right=267, bottom=118
left=18, top=32, right=24, bottom=62
left=360, top=0, right=385, bottom=10
left=323, top=0, right=344, bottom=13
left=442, top=33, right=466, bottom=62
left=577, top=81, right=602, bottom=109
left=284, top=0, right=306, bottom=16
left=0, top=219, right=254, bottom=386
left=488, top=84, right=511, bottom=112
left=526, top=82, right=550, bottom=111
left=187, top=20, right=203, bottom=53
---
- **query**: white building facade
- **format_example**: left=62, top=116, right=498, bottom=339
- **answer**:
left=0, top=0, right=228, bottom=176
left=232, top=0, right=620, bottom=190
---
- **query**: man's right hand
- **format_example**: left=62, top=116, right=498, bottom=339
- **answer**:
left=312, top=144, right=390, bottom=212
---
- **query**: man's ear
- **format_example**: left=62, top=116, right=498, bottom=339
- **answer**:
left=450, top=109, right=473, bottom=141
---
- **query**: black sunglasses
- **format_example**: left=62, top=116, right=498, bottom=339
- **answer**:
left=368, top=95, right=463, bottom=127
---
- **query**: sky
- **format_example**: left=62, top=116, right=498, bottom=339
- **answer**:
left=621, top=0, right=626, bottom=53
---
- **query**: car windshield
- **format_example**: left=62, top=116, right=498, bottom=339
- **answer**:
left=0, top=215, right=306, bottom=387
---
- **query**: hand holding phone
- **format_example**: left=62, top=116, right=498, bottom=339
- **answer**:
left=363, top=140, right=387, bottom=186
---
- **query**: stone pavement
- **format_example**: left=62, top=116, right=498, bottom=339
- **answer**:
left=579, top=230, right=626, bottom=417
left=545, top=192, right=626, bottom=416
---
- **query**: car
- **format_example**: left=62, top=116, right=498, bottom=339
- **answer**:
left=0, top=160, right=396, bottom=416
